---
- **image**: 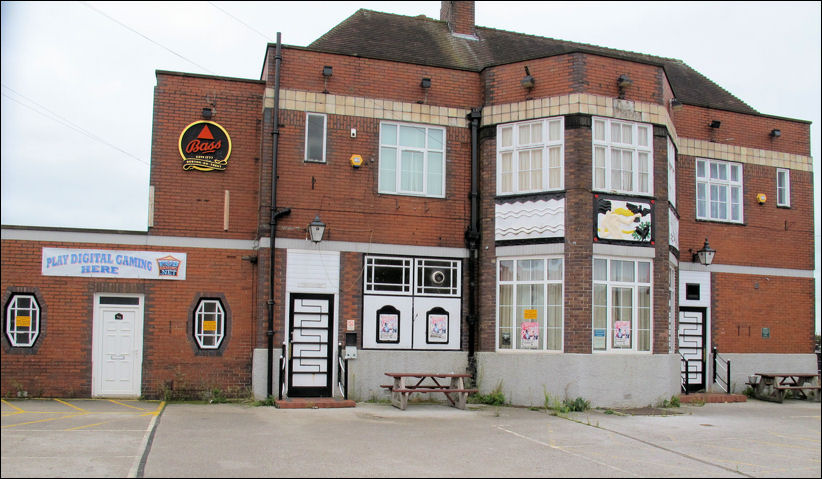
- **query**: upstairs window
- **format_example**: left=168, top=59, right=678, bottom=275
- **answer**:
left=379, top=122, right=445, bottom=198
left=305, top=113, right=327, bottom=163
left=696, top=158, right=743, bottom=223
left=497, top=117, right=564, bottom=195
left=5, top=294, right=40, bottom=348
left=593, top=117, right=653, bottom=195
left=776, top=168, right=790, bottom=207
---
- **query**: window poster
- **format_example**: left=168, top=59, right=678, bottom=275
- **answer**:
left=378, top=313, right=399, bottom=343
left=614, top=321, right=631, bottom=347
left=520, top=321, right=539, bottom=349
left=427, top=312, right=448, bottom=343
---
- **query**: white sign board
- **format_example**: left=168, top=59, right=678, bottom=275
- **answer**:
left=42, top=248, right=186, bottom=280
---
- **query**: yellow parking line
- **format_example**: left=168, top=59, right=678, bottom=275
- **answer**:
left=64, top=420, right=113, bottom=431
left=2, top=413, right=88, bottom=428
left=1, top=399, right=25, bottom=413
left=138, top=401, right=166, bottom=417
left=107, top=399, right=147, bottom=411
left=54, top=398, right=87, bottom=412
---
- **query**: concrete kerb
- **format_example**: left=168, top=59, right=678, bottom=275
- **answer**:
left=129, top=401, right=166, bottom=478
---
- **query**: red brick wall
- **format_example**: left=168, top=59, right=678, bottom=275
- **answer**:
left=677, top=159, right=814, bottom=270
left=267, top=110, right=471, bottom=247
left=482, top=55, right=578, bottom=105
left=712, top=273, right=815, bottom=353
left=582, top=55, right=664, bottom=105
left=1, top=238, right=254, bottom=399
left=149, top=73, right=265, bottom=239
left=673, top=105, right=810, bottom=156
left=274, top=49, right=481, bottom=109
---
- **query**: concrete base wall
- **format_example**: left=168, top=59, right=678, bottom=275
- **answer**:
left=346, top=350, right=469, bottom=402
left=252, top=348, right=283, bottom=400
left=476, top=352, right=681, bottom=408
left=711, top=353, right=818, bottom=394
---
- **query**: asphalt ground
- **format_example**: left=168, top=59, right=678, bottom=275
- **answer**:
left=2, top=397, right=819, bottom=478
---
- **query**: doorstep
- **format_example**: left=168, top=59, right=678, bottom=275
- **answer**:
left=275, top=397, right=356, bottom=409
left=679, top=392, right=747, bottom=403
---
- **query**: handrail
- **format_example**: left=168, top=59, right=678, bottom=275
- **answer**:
left=337, top=341, right=348, bottom=399
left=679, top=352, right=690, bottom=394
left=278, top=341, right=287, bottom=400
left=712, top=346, right=731, bottom=394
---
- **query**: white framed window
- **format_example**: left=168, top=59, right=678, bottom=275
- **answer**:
left=4, top=294, right=40, bottom=347
left=194, top=299, right=225, bottom=349
left=695, top=158, right=743, bottom=223
left=497, top=257, right=563, bottom=351
left=593, top=117, right=653, bottom=195
left=364, top=256, right=460, bottom=297
left=415, top=258, right=461, bottom=296
left=497, top=117, right=564, bottom=195
left=776, top=168, right=790, bottom=207
left=364, top=256, right=413, bottom=295
left=379, top=122, right=445, bottom=197
left=305, top=112, right=327, bottom=163
left=592, top=257, right=652, bottom=353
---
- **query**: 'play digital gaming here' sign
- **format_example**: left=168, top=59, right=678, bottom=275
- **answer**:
left=178, top=120, right=232, bottom=171
left=41, top=248, right=186, bottom=280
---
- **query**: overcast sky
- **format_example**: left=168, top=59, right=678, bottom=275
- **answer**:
left=2, top=1, right=820, bottom=332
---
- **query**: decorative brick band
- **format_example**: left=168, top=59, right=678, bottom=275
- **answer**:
left=267, top=88, right=471, bottom=128
left=268, top=88, right=812, bottom=172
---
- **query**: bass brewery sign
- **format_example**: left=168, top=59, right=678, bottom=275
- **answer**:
left=179, top=121, right=232, bottom=171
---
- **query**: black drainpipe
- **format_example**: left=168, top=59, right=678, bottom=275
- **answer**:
left=465, top=108, right=482, bottom=378
left=267, top=33, right=290, bottom=399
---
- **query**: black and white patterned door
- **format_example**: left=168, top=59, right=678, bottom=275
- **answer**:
left=678, top=308, right=706, bottom=391
left=288, top=294, right=333, bottom=397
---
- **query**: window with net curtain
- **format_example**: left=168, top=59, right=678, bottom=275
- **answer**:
left=497, top=117, right=564, bottom=195
left=592, top=117, right=653, bottom=195
left=497, top=257, right=563, bottom=351
left=592, top=258, right=652, bottom=352
left=379, top=122, right=445, bottom=198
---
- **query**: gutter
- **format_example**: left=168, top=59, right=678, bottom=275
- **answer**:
left=465, top=108, right=482, bottom=377
left=268, top=33, right=291, bottom=399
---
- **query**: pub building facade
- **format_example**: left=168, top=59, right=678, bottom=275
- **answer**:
left=2, top=2, right=816, bottom=407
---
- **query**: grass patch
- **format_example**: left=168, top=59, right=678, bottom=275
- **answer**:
left=468, top=381, right=506, bottom=406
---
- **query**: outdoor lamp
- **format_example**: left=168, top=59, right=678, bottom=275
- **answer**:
left=693, top=238, right=716, bottom=266
left=521, top=66, right=535, bottom=89
left=770, top=129, right=781, bottom=138
left=308, top=215, right=326, bottom=243
left=617, top=74, right=632, bottom=98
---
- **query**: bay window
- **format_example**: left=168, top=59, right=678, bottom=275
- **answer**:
left=592, top=117, right=653, bottom=195
left=497, top=117, right=564, bottom=195
left=592, top=258, right=652, bottom=352
left=497, top=257, right=563, bottom=351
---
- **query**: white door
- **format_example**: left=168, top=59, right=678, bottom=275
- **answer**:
left=93, top=295, right=143, bottom=397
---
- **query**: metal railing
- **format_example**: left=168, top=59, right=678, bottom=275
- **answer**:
left=337, top=342, right=348, bottom=399
left=712, top=346, right=731, bottom=394
left=679, top=352, right=690, bottom=394
left=278, top=341, right=287, bottom=400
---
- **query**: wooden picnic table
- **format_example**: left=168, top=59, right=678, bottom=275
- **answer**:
left=747, top=373, right=821, bottom=403
left=382, top=372, right=477, bottom=410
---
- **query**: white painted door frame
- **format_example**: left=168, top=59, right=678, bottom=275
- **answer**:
left=92, top=293, right=144, bottom=397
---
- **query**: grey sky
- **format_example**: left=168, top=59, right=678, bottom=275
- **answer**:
left=1, top=1, right=820, bottom=332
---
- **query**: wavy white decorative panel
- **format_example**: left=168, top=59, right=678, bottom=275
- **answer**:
left=495, top=199, right=564, bottom=241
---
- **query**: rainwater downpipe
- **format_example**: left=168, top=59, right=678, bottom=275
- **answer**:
left=466, top=108, right=482, bottom=376
left=267, top=33, right=290, bottom=399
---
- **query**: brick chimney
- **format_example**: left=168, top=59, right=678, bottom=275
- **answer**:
left=440, top=1, right=476, bottom=37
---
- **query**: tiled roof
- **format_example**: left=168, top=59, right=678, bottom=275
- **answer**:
left=307, top=9, right=758, bottom=115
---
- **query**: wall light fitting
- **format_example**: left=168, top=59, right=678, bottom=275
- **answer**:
left=322, top=66, right=333, bottom=94
left=521, top=66, right=535, bottom=89
left=693, top=238, right=716, bottom=266
left=617, top=74, right=632, bottom=99
left=202, top=107, right=213, bottom=120
left=770, top=129, right=781, bottom=138
left=710, top=120, right=721, bottom=129
left=670, top=98, right=683, bottom=110
left=308, top=215, right=326, bottom=243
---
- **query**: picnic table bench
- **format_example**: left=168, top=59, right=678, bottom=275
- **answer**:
left=382, top=372, right=477, bottom=410
left=746, top=373, right=820, bottom=403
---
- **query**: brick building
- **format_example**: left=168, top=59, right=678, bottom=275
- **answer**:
left=2, top=2, right=815, bottom=406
